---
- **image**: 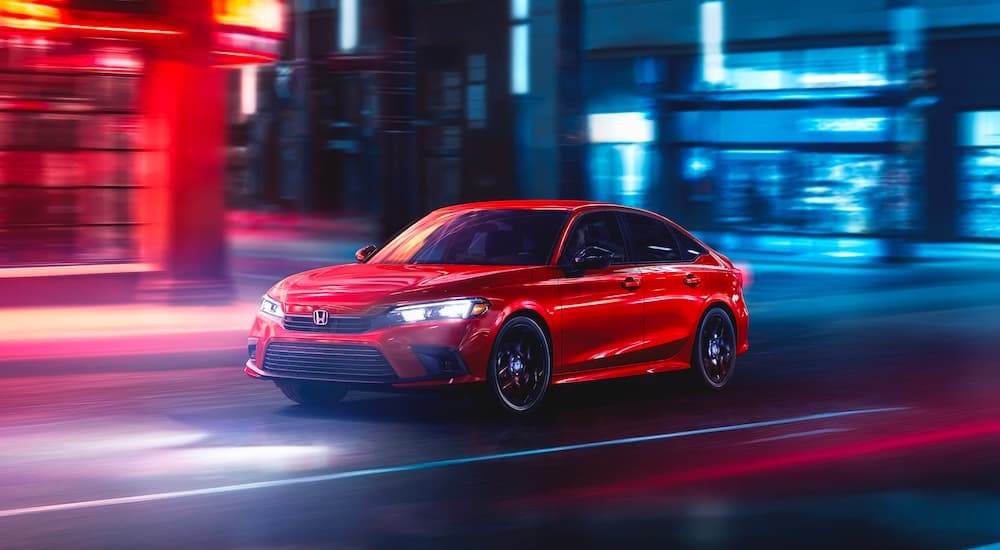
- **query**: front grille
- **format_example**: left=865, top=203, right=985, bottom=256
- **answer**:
left=282, top=314, right=373, bottom=334
left=262, top=341, right=398, bottom=383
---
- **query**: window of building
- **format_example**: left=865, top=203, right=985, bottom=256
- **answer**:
left=0, top=39, right=144, bottom=268
left=958, top=111, right=1000, bottom=240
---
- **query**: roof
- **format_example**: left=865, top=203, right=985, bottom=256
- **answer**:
left=435, top=199, right=633, bottom=213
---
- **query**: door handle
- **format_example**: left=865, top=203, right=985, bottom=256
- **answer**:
left=622, top=276, right=641, bottom=290
left=683, top=274, right=702, bottom=287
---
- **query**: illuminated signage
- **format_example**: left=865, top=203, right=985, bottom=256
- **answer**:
left=588, top=112, right=655, bottom=144
left=800, top=72, right=888, bottom=88
left=212, top=0, right=285, bottom=65
left=1, top=0, right=177, bottom=35
left=804, top=117, right=887, bottom=133
left=213, top=0, right=283, bottom=34
left=0, top=0, right=64, bottom=30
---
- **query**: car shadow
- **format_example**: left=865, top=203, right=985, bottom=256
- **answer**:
left=274, top=370, right=714, bottom=426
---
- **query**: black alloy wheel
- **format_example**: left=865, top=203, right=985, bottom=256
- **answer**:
left=693, top=306, right=737, bottom=390
left=489, top=315, right=552, bottom=415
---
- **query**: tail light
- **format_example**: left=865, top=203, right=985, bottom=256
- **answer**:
left=733, top=262, right=752, bottom=288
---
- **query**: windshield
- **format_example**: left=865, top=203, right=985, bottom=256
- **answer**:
left=369, top=209, right=571, bottom=265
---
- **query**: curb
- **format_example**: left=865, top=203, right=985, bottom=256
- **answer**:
left=0, top=347, right=249, bottom=378
left=0, top=330, right=250, bottom=378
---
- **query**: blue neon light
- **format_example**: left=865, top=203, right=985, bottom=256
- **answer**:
left=338, top=0, right=358, bottom=52
left=511, top=23, right=529, bottom=94
left=804, top=117, right=887, bottom=133
left=511, top=0, right=529, bottom=20
left=800, top=72, right=888, bottom=87
left=700, top=1, right=725, bottom=85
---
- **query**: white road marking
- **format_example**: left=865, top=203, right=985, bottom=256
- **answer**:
left=0, top=406, right=908, bottom=519
left=741, top=427, right=853, bottom=445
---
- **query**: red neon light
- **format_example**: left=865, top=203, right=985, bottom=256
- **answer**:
left=211, top=49, right=276, bottom=66
left=60, top=23, right=181, bottom=35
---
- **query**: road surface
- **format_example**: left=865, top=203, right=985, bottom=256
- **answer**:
left=2, top=259, right=1000, bottom=549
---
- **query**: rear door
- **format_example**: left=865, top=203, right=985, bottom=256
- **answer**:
left=618, top=212, right=709, bottom=362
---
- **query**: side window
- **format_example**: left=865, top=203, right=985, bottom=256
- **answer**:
left=670, top=226, right=709, bottom=262
left=621, top=213, right=684, bottom=263
left=559, top=211, right=628, bottom=265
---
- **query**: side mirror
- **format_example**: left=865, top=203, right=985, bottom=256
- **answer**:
left=355, top=244, right=377, bottom=263
left=573, top=245, right=614, bottom=271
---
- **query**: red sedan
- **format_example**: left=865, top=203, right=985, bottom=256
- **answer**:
left=245, top=200, right=749, bottom=415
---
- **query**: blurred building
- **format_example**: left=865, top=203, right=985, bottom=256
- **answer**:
left=0, top=0, right=284, bottom=304
left=554, top=0, right=1000, bottom=257
left=244, top=0, right=1000, bottom=258
left=237, top=0, right=519, bottom=240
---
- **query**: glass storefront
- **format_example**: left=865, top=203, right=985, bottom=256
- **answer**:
left=649, top=44, right=921, bottom=242
left=798, top=153, right=888, bottom=235
left=0, top=38, right=144, bottom=268
left=712, top=150, right=795, bottom=230
left=683, top=149, right=892, bottom=235
left=584, top=45, right=931, bottom=248
left=675, top=107, right=901, bottom=236
left=958, top=111, right=1000, bottom=240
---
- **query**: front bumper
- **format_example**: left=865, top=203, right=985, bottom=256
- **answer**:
left=245, top=312, right=493, bottom=388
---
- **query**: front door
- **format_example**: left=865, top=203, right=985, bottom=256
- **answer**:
left=556, top=211, right=645, bottom=374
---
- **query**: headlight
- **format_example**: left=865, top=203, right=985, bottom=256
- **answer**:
left=259, top=294, right=284, bottom=319
left=388, top=298, right=490, bottom=325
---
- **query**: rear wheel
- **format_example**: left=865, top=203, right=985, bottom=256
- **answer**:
left=489, top=316, right=552, bottom=415
left=692, top=306, right=737, bottom=390
left=274, top=379, right=348, bottom=407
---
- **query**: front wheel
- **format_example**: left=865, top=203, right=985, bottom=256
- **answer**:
left=489, top=316, right=552, bottom=415
left=692, top=306, right=737, bottom=390
left=274, top=379, right=348, bottom=407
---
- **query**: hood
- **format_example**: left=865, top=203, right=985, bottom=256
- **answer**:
left=270, top=263, right=536, bottom=314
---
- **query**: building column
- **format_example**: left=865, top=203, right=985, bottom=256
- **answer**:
left=556, top=0, right=585, bottom=200
left=377, top=0, right=419, bottom=242
left=885, top=0, right=927, bottom=261
left=139, top=28, right=233, bottom=303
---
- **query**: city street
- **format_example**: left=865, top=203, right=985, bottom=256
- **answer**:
left=5, top=0, right=1000, bottom=546
left=2, top=250, right=1000, bottom=548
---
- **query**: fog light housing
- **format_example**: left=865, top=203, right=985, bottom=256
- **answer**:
left=411, top=346, right=468, bottom=378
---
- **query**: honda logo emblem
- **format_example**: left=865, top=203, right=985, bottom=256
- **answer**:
left=313, top=309, right=329, bottom=326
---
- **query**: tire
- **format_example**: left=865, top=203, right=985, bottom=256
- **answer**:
left=488, top=315, right=552, bottom=415
left=274, top=379, right=348, bottom=407
left=691, top=306, right=737, bottom=390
